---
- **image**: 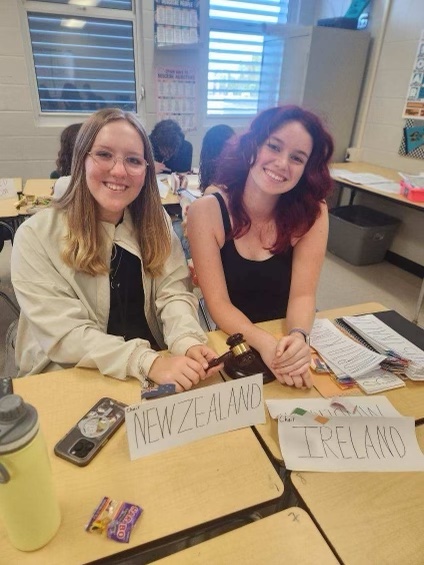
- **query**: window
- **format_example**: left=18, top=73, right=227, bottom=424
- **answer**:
left=207, top=0, right=289, bottom=117
left=23, top=0, right=138, bottom=114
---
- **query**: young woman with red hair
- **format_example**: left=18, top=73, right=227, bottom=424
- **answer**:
left=187, top=105, right=334, bottom=389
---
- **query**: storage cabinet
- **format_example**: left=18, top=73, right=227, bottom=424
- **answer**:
left=273, top=26, right=370, bottom=161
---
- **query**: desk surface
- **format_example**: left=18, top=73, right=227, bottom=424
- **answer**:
left=331, top=161, right=424, bottom=210
left=2, top=368, right=283, bottom=564
left=23, top=178, right=55, bottom=197
left=156, top=507, right=339, bottom=565
left=161, top=190, right=179, bottom=206
left=291, top=425, right=424, bottom=565
left=207, top=303, right=424, bottom=462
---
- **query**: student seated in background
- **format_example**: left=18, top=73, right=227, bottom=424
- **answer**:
left=177, top=124, right=235, bottom=259
left=149, top=119, right=193, bottom=174
left=187, top=105, right=334, bottom=389
left=50, top=123, right=83, bottom=179
left=11, top=108, right=221, bottom=391
left=199, top=124, right=235, bottom=193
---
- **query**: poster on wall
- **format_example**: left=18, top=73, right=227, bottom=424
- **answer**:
left=402, top=30, right=424, bottom=119
left=155, top=66, right=197, bottom=131
left=154, top=0, right=200, bottom=47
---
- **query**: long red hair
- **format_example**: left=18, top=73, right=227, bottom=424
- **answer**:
left=213, top=105, right=334, bottom=252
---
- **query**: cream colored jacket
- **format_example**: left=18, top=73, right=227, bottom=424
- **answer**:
left=11, top=207, right=207, bottom=381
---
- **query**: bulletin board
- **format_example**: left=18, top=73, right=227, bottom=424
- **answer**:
left=400, top=30, right=424, bottom=159
left=155, top=66, right=197, bottom=131
left=402, top=30, right=424, bottom=120
left=154, top=0, right=200, bottom=47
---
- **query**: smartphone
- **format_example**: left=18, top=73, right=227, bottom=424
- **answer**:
left=54, top=397, right=127, bottom=467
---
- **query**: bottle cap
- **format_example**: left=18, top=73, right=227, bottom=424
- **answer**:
left=0, top=395, right=38, bottom=453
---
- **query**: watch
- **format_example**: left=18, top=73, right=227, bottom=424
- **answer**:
left=288, top=328, right=310, bottom=347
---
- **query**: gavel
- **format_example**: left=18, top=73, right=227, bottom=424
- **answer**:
left=208, top=333, right=275, bottom=384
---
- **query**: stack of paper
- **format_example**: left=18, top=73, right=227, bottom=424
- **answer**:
left=343, top=315, right=424, bottom=381
left=331, top=169, right=400, bottom=194
left=310, top=319, right=405, bottom=393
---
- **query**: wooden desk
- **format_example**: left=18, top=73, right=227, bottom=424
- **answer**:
left=2, top=368, right=283, bottom=564
left=291, top=425, right=424, bottom=565
left=331, top=161, right=424, bottom=211
left=161, top=189, right=179, bottom=207
left=155, top=507, right=339, bottom=565
left=331, top=162, right=424, bottom=322
left=23, top=178, right=55, bottom=197
left=207, top=303, right=424, bottom=463
left=0, top=179, right=23, bottom=219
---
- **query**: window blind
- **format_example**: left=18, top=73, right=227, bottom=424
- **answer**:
left=207, top=1, right=289, bottom=116
left=27, top=11, right=136, bottom=113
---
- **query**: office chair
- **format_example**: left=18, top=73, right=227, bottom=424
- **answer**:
left=0, top=221, right=20, bottom=317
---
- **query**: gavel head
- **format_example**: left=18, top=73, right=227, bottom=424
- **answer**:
left=224, top=333, right=275, bottom=384
left=226, top=333, right=250, bottom=355
left=225, top=334, right=256, bottom=368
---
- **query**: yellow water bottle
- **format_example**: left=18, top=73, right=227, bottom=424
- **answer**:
left=0, top=394, right=61, bottom=551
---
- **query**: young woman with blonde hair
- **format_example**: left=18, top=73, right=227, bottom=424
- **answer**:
left=12, top=108, right=220, bottom=391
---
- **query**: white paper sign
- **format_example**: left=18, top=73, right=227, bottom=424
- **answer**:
left=0, top=178, right=17, bottom=200
left=125, top=374, right=265, bottom=460
left=278, top=416, right=424, bottom=472
left=266, top=396, right=402, bottom=421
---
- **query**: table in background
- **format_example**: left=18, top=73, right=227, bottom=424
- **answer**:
left=155, top=508, right=339, bottom=565
left=0, top=179, right=24, bottom=243
left=207, top=302, right=424, bottom=464
left=331, top=162, right=424, bottom=322
left=2, top=367, right=284, bottom=564
left=330, top=161, right=424, bottom=211
left=291, top=425, right=424, bottom=565
left=23, top=178, right=55, bottom=197
left=0, top=178, right=23, bottom=218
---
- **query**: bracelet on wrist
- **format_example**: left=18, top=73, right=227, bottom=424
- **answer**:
left=288, top=327, right=310, bottom=346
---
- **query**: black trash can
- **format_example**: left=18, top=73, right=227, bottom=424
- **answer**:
left=328, top=205, right=401, bottom=266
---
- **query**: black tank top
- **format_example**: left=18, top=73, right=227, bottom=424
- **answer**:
left=213, top=192, right=293, bottom=323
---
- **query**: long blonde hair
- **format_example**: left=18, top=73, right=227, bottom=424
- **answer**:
left=55, top=108, right=171, bottom=276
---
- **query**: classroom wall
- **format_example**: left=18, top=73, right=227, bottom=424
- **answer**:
left=348, top=0, right=424, bottom=267
left=0, top=0, right=422, bottom=266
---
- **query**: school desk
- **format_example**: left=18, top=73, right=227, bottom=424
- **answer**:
left=0, top=178, right=23, bottom=219
left=206, top=302, right=424, bottom=463
left=23, top=178, right=55, bottom=197
left=155, top=507, right=339, bottom=565
left=290, top=425, right=424, bottom=565
left=330, top=161, right=424, bottom=211
left=2, top=367, right=284, bottom=564
left=331, top=162, right=424, bottom=323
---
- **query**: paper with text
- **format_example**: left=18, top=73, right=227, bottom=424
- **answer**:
left=354, top=369, right=406, bottom=394
left=156, top=175, right=170, bottom=198
left=266, top=396, right=401, bottom=421
left=0, top=178, right=17, bottom=200
left=311, top=319, right=386, bottom=378
left=125, top=374, right=265, bottom=460
left=278, top=416, right=424, bottom=471
left=343, top=315, right=424, bottom=380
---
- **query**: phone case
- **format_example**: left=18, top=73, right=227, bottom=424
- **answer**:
left=54, top=397, right=127, bottom=467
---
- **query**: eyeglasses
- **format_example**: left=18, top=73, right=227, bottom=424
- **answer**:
left=88, top=150, right=149, bottom=175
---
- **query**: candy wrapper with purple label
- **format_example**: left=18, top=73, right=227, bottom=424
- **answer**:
left=85, top=496, right=142, bottom=543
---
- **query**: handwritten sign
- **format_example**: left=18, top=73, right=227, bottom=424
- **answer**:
left=125, top=374, right=265, bottom=460
left=278, top=417, right=424, bottom=472
left=266, top=397, right=402, bottom=421
left=0, top=178, right=17, bottom=200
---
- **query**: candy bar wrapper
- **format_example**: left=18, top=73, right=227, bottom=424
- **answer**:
left=86, top=496, right=142, bottom=543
